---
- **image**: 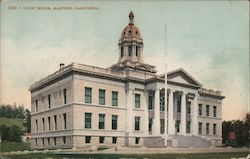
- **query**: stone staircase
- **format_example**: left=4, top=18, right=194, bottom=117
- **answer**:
left=170, top=135, right=211, bottom=148
left=143, top=136, right=165, bottom=147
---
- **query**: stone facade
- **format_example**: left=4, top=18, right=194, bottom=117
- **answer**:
left=30, top=12, right=225, bottom=149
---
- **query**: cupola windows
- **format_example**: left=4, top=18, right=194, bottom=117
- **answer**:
left=136, top=46, right=140, bottom=57
left=128, top=45, right=132, bottom=56
left=121, top=46, right=124, bottom=57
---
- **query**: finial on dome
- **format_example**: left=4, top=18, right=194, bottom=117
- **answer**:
left=129, top=11, right=134, bottom=24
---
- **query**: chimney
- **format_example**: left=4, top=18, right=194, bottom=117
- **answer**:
left=59, top=63, right=65, bottom=69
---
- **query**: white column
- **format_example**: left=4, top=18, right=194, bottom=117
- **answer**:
left=144, top=91, right=149, bottom=135
left=126, top=89, right=133, bottom=134
left=192, top=94, right=199, bottom=135
left=168, top=90, right=175, bottom=135
left=152, top=89, right=160, bottom=135
left=181, top=92, right=186, bottom=135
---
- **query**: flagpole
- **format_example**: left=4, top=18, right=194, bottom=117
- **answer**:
left=164, top=24, right=168, bottom=146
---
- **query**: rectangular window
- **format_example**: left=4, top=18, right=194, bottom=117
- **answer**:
left=85, top=136, right=91, bottom=143
left=160, top=91, right=165, bottom=111
left=42, top=118, right=45, bottom=131
left=213, top=124, right=217, bottom=135
left=199, top=104, right=202, bottom=116
left=42, top=138, right=44, bottom=147
left=177, top=96, right=181, bottom=113
left=199, top=122, right=202, bottom=135
left=186, top=102, right=191, bottom=114
left=48, top=117, right=51, bottom=131
left=48, top=94, right=51, bottom=109
left=47, top=138, right=50, bottom=146
left=148, top=118, right=153, bottom=133
left=54, top=115, right=57, bottom=130
left=112, top=115, right=118, bottom=130
left=63, top=88, right=67, bottom=104
left=136, top=46, right=139, bottom=57
left=85, top=113, right=92, bottom=129
left=135, top=137, right=140, bottom=144
left=206, top=123, right=210, bottom=135
left=35, top=99, right=38, bottom=112
left=186, top=121, right=191, bottom=133
left=35, top=119, right=38, bottom=132
left=213, top=106, right=217, bottom=117
left=134, top=116, right=140, bottom=131
left=54, top=137, right=57, bottom=145
left=148, top=95, right=153, bottom=110
left=35, top=138, right=37, bottom=147
left=176, top=120, right=180, bottom=133
left=99, top=137, right=105, bottom=144
left=206, top=105, right=210, bottom=116
left=63, top=113, right=67, bottom=129
left=85, top=87, right=92, bottom=103
left=99, top=89, right=105, bottom=105
left=99, top=114, right=105, bottom=129
left=112, top=91, right=118, bottom=106
left=135, top=94, right=141, bottom=108
left=160, top=119, right=165, bottom=134
left=128, top=45, right=132, bottom=56
left=112, top=137, right=117, bottom=144
left=63, top=136, right=66, bottom=144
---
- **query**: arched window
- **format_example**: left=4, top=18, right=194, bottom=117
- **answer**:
left=121, top=47, right=124, bottom=57
left=128, top=46, right=132, bottom=56
left=136, top=46, right=140, bottom=57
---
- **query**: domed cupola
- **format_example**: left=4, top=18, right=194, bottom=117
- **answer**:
left=111, top=11, right=156, bottom=74
left=118, top=11, right=144, bottom=63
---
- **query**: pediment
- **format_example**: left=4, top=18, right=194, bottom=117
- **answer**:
left=160, top=68, right=202, bottom=87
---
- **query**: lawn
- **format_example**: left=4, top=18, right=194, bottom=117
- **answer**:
left=0, top=141, right=30, bottom=152
left=2, top=152, right=249, bottom=159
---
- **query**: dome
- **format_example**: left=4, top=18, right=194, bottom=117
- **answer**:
left=120, top=11, right=142, bottom=40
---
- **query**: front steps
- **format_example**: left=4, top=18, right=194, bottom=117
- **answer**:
left=169, top=135, right=211, bottom=148
left=143, top=136, right=165, bottom=147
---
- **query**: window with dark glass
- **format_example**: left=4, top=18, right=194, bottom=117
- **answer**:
left=160, top=91, right=165, bottom=111
left=47, top=138, right=50, bottom=146
left=177, top=96, right=181, bottom=113
left=199, top=122, right=202, bottom=135
left=213, top=124, right=217, bottom=135
left=135, top=94, right=140, bottom=108
left=135, top=116, right=140, bottom=131
left=186, top=121, right=191, bottom=133
left=199, top=104, right=202, bottom=116
left=186, top=101, right=191, bottom=114
left=99, top=137, right=105, bottom=143
left=136, top=46, right=139, bottom=57
left=85, top=87, right=92, bottom=103
left=135, top=137, right=140, bottom=144
left=35, top=138, right=37, bottom=146
left=148, top=118, right=153, bottom=133
left=213, top=106, right=217, bottom=117
left=99, top=89, right=105, bottom=105
left=42, top=138, right=44, bottom=147
left=112, top=115, right=118, bottom=130
left=206, top=105, right=210, bottom=116
left=63, top=136, right=66, bottom=144
left=176, top=120, right=180, bottom=133
left=206, top=123, right=210, bottom=135
left=148, top=95, right=153, bottom=110
left=99, top=114, right=105, bottom=129
left=48, top=94, right=51, bottom=109
left=85, top=113, right=92, bottom=129
left=63, top=113, right=67, bottom=129
left=112, top=137, right=117, bottom=144
left=42, top=118, right=45, bottom=131
left=112, top=91, right=118, bottom=106
left=85, top=136, right=91, bottom=143
left=160, top=119, right=165, bottom=134
left=63, top=88, right=67, bottom=104
left=121, top=47, right=124, bottom=57
left=35, top=119, right=38, bottom=132
left=128, top=45, right=132, bottom=56
left=35, top=99, right=38, bottom=112
left=48, top=117, right=51, bottom=131
left=54, top=137, right=57, bottom=145
left=54, top=115, right=57, bottom=130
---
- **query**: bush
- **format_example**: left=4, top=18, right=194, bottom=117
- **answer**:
left=0, top=125, right=23, bottom=142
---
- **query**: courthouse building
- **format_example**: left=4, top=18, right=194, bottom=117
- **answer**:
left=30, top=11, right=225, bottom=149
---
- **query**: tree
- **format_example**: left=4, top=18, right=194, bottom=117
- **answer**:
left=23, top=109, right=31, bottom=133
left=0, top=125, right=23, bottom=142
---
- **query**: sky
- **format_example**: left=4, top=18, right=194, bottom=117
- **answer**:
left=0, top=0, right=249, bottom=120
